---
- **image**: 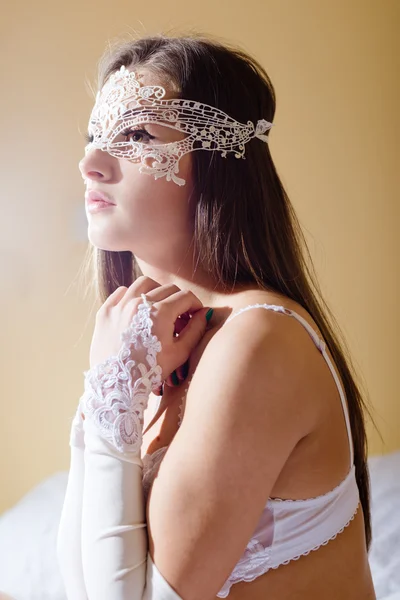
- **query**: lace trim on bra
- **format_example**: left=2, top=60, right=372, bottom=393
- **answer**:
left=142, top=445, right=169, bottom=502
left=141, top=443, right=360, bottom=597
left=279, top=500, right=359, bottom=560
left=217, top=501, right=360, bottom=597
left=268, top=463, right=356, bottom=504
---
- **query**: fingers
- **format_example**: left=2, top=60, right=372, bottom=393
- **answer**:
left=153, top=363, right=187, bottom=395
left=164, top=360, right=190, bottom=388
left=176, top=306, right=210, bottom=355
left=120, top=276, right=162, bottom=306
left=107, top=278, right=203, bottom=326
left=176, top=361, right=190, bottom=381
left=100, top=276, right=162, bottom=310
left=143, top=283, right=182, bottom=304
left=101, top=286, right=128, bottom=308
left=174, top=313, right=191, bottom=336
left=157, top=289, right=203, bottom=321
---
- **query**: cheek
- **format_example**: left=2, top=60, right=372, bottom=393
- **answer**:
left=176, top=152, right=193, bottom=187
left=120, top=158, right=193, bottom=227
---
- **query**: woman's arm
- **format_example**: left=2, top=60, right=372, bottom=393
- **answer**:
left=57, top=395, right=183, bottom=600
left=81, top=415, right=183, bottom=600
left=57, top=285, right=210, bottom=599
left=144, top=309, right=315, bottom=599
left=66, top=286, right=189, bottom=600
left=81, top=415, right=148, bottom=598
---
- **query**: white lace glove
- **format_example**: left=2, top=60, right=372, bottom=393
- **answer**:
left=57, top=294, right=183, bottom=599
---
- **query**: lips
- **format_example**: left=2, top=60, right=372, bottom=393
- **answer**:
left=85, top=190, right=116, bottom=206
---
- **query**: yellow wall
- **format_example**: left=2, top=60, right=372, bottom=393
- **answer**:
left=0, top=0, right=398, bottom=514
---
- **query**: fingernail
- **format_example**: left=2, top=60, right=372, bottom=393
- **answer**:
left=171, top=370, right=180, bottom=386
left=175, top=366, right=184, bottom=381
left=176, top=362, right=188, bottom=381
left=205, top=308, right=214, bottom=323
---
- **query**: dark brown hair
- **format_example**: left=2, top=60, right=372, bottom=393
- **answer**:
left=82, top=32, right=380, bottom=550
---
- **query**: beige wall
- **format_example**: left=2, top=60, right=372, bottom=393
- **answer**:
left=0, top=0, right=398, bottom=514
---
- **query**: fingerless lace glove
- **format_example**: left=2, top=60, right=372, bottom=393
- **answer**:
left=57, top=295, right=182, bottom=599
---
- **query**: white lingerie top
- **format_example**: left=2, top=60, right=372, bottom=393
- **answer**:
left=142, top=304, right=360, bottom=598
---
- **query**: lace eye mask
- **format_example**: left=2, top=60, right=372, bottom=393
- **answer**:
left=85, top=65, right=274, bottom=186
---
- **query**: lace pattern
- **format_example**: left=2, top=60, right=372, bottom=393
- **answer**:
left=79, top=295, right=163, bottom=453
left=85, top=65, right=274, bottom=187
left=268, top=464, right=356, bottom=504
left=216, top=502, right=360, bottom=597
left=142, top=446, right=169, bottom=503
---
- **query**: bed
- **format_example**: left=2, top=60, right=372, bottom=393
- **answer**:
left=0, top=451, right=399, bottom=600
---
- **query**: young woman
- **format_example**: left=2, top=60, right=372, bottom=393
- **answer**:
left=57, top=34, right=377, bottom=599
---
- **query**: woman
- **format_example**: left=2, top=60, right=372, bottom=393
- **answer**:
left=57, top=34, right=377, bottom=599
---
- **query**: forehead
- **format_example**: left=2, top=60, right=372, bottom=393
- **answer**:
left=104, top=67, right=179, bottom=102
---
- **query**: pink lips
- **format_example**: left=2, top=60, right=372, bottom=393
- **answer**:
left=85, top=190, right=116, bottom=213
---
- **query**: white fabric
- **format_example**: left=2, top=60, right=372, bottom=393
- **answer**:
left=144, top=555, right=182, bottom=600
left=0, top=450, right=399, bottom=599
left=85, top=65, right=273, bottom=186
left=79, top=292, right=163, bottom=454
left=368, top=451, right=400, bottom=598
left=56, top=446, right=87, bottom=599
left=56, top=294, right=182, bottom=599
left=57, top=404, right=182, bottom=599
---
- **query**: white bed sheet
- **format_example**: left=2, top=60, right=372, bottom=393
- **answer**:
left=367, top=451, right=400, bottom=599
left=0, top=452, right=399, bottom=600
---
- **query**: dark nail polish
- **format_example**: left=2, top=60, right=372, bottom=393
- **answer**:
left=205, top=308, right=214, bottom=323
left=171, top=370, right=180, bottom=386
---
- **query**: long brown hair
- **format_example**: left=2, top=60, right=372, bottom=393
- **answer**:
left=81, top=33, right=380, bottom=550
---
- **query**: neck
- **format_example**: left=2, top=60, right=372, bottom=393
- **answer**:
left=134, top=257, right=258, bottom=327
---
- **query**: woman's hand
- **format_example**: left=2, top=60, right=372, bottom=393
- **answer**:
left=89, top=276, right=210, bottom=387
left=163, top=312, right=191, bottom=390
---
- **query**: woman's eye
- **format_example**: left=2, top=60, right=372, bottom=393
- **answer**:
left=83, top=129, right=155, bottom=145
left=122, top=128, right=155, bottom=143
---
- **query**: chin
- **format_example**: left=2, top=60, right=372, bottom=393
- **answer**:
left=87, top=230, right=129, bottom=253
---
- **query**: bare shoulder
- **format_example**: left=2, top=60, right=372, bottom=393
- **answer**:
left=184, top=290, right=323, bottom=452
left=205, top=288, right=325, bottom=370
left=222, top=288, right=325, bottom=338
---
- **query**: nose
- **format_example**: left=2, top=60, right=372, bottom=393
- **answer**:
left=79, top=147, right=114, bottom=183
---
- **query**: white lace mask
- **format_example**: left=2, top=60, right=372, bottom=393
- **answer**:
left=85, top=65, right=274, bottom=186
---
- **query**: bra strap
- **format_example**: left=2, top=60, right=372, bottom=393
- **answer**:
left=226, top=304, right=354, bottom=467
